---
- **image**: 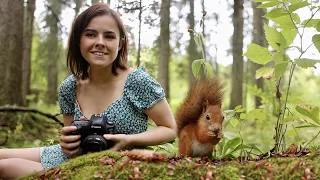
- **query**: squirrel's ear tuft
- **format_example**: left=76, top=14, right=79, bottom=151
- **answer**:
left=202, top=99, right=209, bottom=113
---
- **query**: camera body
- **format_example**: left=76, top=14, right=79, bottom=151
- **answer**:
left=69, top=114, right=115, bottom=154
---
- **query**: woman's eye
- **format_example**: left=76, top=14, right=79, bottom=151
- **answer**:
left=85, top=33, right=95, bottom=37
left=206, top=115, right=210, bottom=120
left=105, top=35, right=115, bottom=39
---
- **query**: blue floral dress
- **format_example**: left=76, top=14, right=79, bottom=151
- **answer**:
left=40, top=67, right=165, bottom=169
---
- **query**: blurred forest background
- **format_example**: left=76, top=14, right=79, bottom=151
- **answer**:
left=1, top=0, right=320, bottom=157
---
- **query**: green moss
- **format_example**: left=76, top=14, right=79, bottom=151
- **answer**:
left=21, top=151, right=320, bottom=180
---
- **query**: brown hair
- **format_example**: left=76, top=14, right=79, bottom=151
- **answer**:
left=67, top=3, right=128, bottom=79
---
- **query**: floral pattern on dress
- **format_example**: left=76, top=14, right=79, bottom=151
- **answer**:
left=40, top=67, right=165, bottom=169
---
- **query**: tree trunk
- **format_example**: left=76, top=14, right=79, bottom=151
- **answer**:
left=157, top=0, right=170, bottom=101
left=74, top=0, right=83, bottom=18
left=187, top=0, right=196, bottom=88
left=230, top=0, right=244, bottom=109
left=22, top=0, right=36, bottom=105
left=251, top=1, right=268, bottom=108
left=0, top=0, right=24, bottom=130
left=45, top=0, right=61, bottom=104
left=0, top=0, right=24, bottom=106
left=136, top=0, right=142, bottom=68
left=92, top=0, right=101, bottom=4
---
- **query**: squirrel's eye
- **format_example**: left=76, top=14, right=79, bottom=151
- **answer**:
left=205, top=114, right=210, bottom=120
left=222, top=116, right=225, bottom=121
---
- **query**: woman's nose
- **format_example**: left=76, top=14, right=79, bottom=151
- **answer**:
left=95, top=36, right=105, bottom=48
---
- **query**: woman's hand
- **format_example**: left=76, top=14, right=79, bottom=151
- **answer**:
left=60, top=126, right=81, bottom=158
left=103, top=134, right=133, bottom=151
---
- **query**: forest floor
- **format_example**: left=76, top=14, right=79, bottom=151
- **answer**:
left=22, top=147, right=320, bottom=180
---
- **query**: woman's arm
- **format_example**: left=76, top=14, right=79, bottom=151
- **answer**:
left=104, top=98, right=177, bottom=150
left=129, top=98, right=177, bottom=146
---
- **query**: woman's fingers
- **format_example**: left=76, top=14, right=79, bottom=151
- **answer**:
left=60, top=140, right=81, bottom=150
left=60, top=134, right=81, bottom=143
left=61, top=126, right=77, bottom=135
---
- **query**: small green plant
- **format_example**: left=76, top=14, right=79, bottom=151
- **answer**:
left=188, top=11, right=213, bottom=79
left=216, top=106, right=263, bottom=160
left=244, top=0, right=320, bottom=153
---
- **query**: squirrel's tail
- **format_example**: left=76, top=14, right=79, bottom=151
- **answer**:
left=175, top=77, right=224, bottom=135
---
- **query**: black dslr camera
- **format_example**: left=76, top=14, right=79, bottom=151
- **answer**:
left=69, top=114, right=115, bottom=154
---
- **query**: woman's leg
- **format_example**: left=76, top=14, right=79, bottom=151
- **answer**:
left=0, top=158, right=43, bottom=180
left=0, top=147, right=41, bottom=162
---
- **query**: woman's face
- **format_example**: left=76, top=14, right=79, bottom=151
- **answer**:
left=80, top=15, right=122, bottom=69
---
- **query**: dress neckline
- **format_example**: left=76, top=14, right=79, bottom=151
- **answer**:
left=75, top=67, right=144, bottom=119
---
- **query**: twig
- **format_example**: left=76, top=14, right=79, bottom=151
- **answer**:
left=0, top=106, right=63, bottom=127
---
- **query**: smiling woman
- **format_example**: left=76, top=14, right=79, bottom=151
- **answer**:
left=0, top=3, right=177, bottom=179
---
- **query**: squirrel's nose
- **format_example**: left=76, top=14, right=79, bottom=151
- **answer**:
left=212, top=127, right=221, bottom=134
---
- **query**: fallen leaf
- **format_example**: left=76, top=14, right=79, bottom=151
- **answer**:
left=255, top=160, right=267, bottom=168
left=100, top=156, right=115, bottom=166
left=290, top=161, right=300, bottom=173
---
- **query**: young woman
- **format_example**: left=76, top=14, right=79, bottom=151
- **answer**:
left=0, top=3, right=176, bottom=179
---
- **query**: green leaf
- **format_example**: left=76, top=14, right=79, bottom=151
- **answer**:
left=273, top=51, right=290, bottom=64
left=288, top=1, right=309, bottom=12
left=264, top=24, right=288, bottom=51
left=243, top=43, right=273, bottom=64
left=296, top=104, right=320, bottom=124
left=248, top=109, right=267, bottom=121
left=295, top=125, right=319, bottom=128
left=230, top=118, right=239, bottom=128
left=264, top=8, right=289, bottom=19
left=316, top=21, right=320, bottom=32
left=258, top=1, right=282, bottom=8
left=302, top=19, right=320, bottom=28
left=199, top=32, right=206, bottom=47
left=290, top=0, right=302, bottom=4
left=192, top=59, right=203, bottom=78
left=222, top=137, right=241, bottom=155
left=281, top=29, right=298, bottom=46
left=295, top=58, right=320, bottom=69
left=282, top=115, right=299, bottom=124
left=275, top=61, right=288, bottom=80
left=235, top=108, right=246, bottom=113
left=194, top=33, right=199, bottom=47
left=268, top=14, right=300, bottom=29
left=240, top=113, right=248, bottom=120
left=234, top=105, right=242, bottom=111
left=204, top=62, right=213, bottom=77
left=312, top=34, right=320, bottom=53
left=256, top=67, right=274, bottom=80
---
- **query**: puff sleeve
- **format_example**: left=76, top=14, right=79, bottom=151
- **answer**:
left=125, top=67, right=165, bottom=111
left=58, top=75, right=76, bottom=115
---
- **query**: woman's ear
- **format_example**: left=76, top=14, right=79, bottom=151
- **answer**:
left=118, top=38, right=124, bottom=51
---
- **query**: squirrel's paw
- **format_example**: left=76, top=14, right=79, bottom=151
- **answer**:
left=217, top=131, right=224, bottom=139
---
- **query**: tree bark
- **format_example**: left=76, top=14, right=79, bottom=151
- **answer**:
left=92, top=0, right=101, bottom=4
left=251, top=2, right=268, bottom=108
left=45, top=0, right=61, bottom=104
left=187, top=0, right=196, bottom=88
left=0, top=0, right=24, bottom=130
left=136, top=0, right=142, bottom=67
left=0, top=0, right=24, bottom=106
left=157, top=0, right=170, bottom=101
left=230, top=0, right=244, bottom=109
left=22, top=0, right=36, bottom=105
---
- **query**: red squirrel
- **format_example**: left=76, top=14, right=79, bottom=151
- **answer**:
left=175, top=77, right=224, bottom=157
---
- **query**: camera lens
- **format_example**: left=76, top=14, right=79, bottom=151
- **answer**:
left=82, top=135, right=108, bottom=153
